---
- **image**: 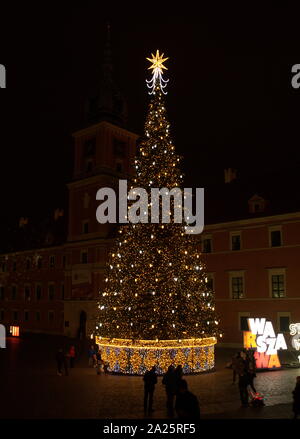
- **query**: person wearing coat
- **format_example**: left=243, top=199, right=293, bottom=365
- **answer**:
left=69, top=345, right=76, bottom=368
left=143, top=366, right=157, bottom=413
left=162, top=365, right=176, bottom=415
left=175, top=379, right=200, bottom=419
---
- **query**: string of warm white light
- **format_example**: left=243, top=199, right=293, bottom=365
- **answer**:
left=93, top=50, right=222, bottom=374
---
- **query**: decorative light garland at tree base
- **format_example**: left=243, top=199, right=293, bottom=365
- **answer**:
left=95, top=336, right=217, bottom=375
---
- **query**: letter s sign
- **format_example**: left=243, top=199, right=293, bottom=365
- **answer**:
left=291, top=64, right=300, bottom=89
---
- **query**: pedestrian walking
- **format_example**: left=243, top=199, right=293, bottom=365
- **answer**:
left=63, top=350, right=69, bottom=376
left=245, top=350, right=257, bottom=394
left=162, top=365, right=176, bottom=415
left=69, top=345, right=76, bottom=368
left=56, top=348, right=64, bottom=376
left=175, top=379, right=200, bottom=419
left=88, top=345, right=96, bottom=367
left=236, top=351, right=249, bottom=407
left=143, top=366, right=157, bottom=414
left=231, top=351, right=241, bottom=384
left=56, top=348, right=69, bottom=376
left=292, top=376, right=300, bottom=419
left=96, top=351, right=103, bottom=375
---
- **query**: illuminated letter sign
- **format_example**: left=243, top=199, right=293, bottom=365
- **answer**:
left=290, top=323, right=300, bottom=361
left=244, top=318, right=287, bottom=369
left=0, top=324, right=6, bottom=348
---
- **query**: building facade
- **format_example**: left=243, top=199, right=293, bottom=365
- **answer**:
left=201, top=211, right=300, bottom=347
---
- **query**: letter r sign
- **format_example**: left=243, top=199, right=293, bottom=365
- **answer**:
left=0, top=324, right=6, bottom=348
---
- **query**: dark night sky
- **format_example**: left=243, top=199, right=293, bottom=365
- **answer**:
left=1, top=5, right=300, bottom=225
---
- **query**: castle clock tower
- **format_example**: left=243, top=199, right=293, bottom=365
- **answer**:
left=64, top=25, right=139, bottom=337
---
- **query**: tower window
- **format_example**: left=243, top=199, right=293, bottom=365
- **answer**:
left=113, top=139, right=126, bottom=157
left=83, top=138, right=96, bottom=157
left=83, top=221, right=89, bottom=234
left=85, top=159, right=93, bottom=173
left=116, top=161, right=123, bottom=173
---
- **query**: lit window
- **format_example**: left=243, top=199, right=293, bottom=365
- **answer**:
left=271, top=274, right=285, bottom=298
left=232, top=277, right=244, bottom=299
left=229, top=271, right=245, bottom=299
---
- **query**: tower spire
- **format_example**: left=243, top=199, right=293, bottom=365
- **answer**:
left=86, top=22, right=127, bottom=127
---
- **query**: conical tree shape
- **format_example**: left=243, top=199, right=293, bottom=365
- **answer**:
left=96, top=78, right=220, bottom=342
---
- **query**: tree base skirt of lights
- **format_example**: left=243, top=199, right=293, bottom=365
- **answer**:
left=95, top=336, right=217, bottom=375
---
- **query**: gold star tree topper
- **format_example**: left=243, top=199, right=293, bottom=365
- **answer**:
left=147, top=50, right=169, bottom=75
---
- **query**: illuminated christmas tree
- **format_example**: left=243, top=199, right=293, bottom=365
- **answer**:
left=95, top=51, right=221, bottom=374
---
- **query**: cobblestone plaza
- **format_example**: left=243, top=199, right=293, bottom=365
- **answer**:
left=0, top=335, right=299, bottom=419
